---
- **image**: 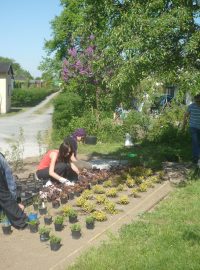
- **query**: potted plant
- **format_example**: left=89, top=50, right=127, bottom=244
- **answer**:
left=50, top=234, right=61, bottom=251
left=39, top=226, right=51, bottom=242
left=70, top=223, right=81, bottom=239
left=44, top=212, right=52, bottom=225
left=60, top=192, right=68, bottom=204
left=52, top=199, right=60, bottom=209
left=85, top=215, right=95, bottom=229
left=54, top=215, right=64, bottom=231
left=1, top=214, right=12, bottom=235
left=28, top=212, right=38, bottom=221
left=32, top=195, right=39, bottom=211
left=68, top=188, right=74, bottom=200
left=38, top=201, right=47, bottom=215
left=68, top=209, right=78, bottom=223
left=27, top=219, right=39, bottom=233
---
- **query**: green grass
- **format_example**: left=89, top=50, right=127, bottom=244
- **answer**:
left=68, top=180, right=200, bottom=270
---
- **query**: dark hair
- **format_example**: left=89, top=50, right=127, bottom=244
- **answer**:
left=57, top=142, right=73, bottom=162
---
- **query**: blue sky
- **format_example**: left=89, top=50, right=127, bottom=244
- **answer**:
left=0, top=0, right=62, bottom=78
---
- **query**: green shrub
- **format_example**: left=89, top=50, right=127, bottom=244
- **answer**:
left=11, top=88, right=55, bottom=107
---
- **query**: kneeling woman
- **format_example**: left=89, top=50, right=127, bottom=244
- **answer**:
left=36, top=142, right=79, bottom=185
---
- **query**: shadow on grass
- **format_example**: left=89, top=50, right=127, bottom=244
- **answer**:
left=183, top=229, right=200, bottom=245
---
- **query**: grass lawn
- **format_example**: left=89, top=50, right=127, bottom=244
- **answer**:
left=68, top=179, right=200, bottom=270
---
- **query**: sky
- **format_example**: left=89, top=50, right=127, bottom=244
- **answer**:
left=0, top=0, right=62, bottom=78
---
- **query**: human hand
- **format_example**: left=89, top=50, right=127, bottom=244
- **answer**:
left=18, top=203, right=25, bottom=211
left=59, top=177, right=74, bottom=186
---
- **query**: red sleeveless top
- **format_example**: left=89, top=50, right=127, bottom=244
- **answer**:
left=37, top=150, right=58, bottom=170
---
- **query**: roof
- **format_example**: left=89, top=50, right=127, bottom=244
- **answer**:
left=0, top=62, right=14, bottom=77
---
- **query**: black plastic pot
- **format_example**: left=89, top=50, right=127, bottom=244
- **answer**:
left=29, top=223, right=38, bottom=233
left=38, top=207, right=47, bottom=215
left=71, top=230, right=81, bottom=239
left=68, top=192, right=74, bottom=200
left=85, top=136, right=97, bottom=145
left=44, top=216, right=52, bottom=225
left=40, top=232, right=50, bottom=242
left=50, top=242, right=61, bottom=251
left=60, top=196, right=68, bottom=204
left=86, top=222, right=95, bottom=230
left=54, top=223, right=63, bottom=231
left=69, top=216, right=78, bottom=223
left=52, top=200, right=60, bottom=209
left=2, top=225, right=12, bottom=235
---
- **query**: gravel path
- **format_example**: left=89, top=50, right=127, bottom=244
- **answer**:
left=0, top=91, right=59, bottom=158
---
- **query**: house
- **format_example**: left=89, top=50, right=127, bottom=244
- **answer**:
left=0, top=63, right=14, bottom=113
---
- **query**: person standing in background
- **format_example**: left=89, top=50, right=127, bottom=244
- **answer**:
left=183, top=94, right=200, bottom=164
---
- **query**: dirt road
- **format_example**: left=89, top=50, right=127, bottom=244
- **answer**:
left=0, top=91, right=59, bottom=158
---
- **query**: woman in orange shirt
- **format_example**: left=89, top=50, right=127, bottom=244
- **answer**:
left=36, top=141, right=79, bottom=185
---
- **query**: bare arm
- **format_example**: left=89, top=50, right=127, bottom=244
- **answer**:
left=71, top=162, right=80, bottom=175
left=48, top=152, right=62, bottom=182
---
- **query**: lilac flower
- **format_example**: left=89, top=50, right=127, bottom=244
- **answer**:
left=89, top=34, right=95, bottom=40
left=85, top=46, right=94, bottom=56
left=68, top=47, right=77, bottom=57
left=63, top=58, right=69, bottom=66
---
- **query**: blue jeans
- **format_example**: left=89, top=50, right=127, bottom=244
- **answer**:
left=190, top=127, right=200, bottom=162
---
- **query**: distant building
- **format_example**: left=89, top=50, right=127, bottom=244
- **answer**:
left=0, top=63, right=14, bottom=113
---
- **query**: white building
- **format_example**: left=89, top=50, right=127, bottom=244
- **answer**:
left=0, top=63, right=14, bottom=113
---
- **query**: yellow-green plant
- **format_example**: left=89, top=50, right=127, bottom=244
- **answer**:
left=117, top=184, right=125, bottom=191
left=92, top=185, right=105, bottom=194
left=95, top=194, right=107, bottom=204
left=135, top=176, right=145, bottom=185
left=92, top=210, right=107, bottom=221
left=131, top=188, right=140, bottom=198
left=138, top=182, right=148, bottom=192
left=118, top=195, right=129, bottom=205
left=145, top=179, right=155, bottom=188
left=103, top=180, right=113, bottom=188
left=104, top=201, right=117, bottom=214
left=81, top=189, right=93, bottom=199
left=62, top=204, right=73, bottom=216
left=82, top=200, right=95, bottom=213
left=76, top=196, right=87, bottom=207
left=126, top=178, right=136, bottom=188
left=106, top=188, right=117, bottom=197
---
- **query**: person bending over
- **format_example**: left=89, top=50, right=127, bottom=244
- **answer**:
left=36, top=141, right=79, bottom=185
left=64, top=128, right=92, bottom=170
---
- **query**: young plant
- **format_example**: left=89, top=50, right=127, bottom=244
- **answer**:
left=106, top=188, right=117, bottom=197
left=81, top=189, right=93, bottom=199
left=76, top=196, right=87, bottom=207
left=138, top=182, right=148, bottom=192
left=54, top=215, right=64, bottom=225
left=92, top=185, right=105, bottom=194
left=118, top=195, right=129, bottom=205
left=103, top=180, right=113, bottom=188
left=82, top=200, right=95, bottom=213
left=131, top=188, right=140, bottom=198
left=62, top=204, right=73, bottom=216
left=85, top=215, right=95, bottom=225
left=104, top=201, right=117, bottom=214
left=92, top=210, right=107, bottom=222
left=95, top=194, right=107, bottom=204
left=39, top=226, right=51, bottom=235
left=50, top=234, right=61, bottom=244
left=70, top=223, right=81, bottom=232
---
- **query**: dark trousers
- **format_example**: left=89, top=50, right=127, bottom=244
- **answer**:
left=0, top=172, right=28, bottom=229
left=190, top=127, right=200, bottom=162
left=36, top=162, right=78, bottom=184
